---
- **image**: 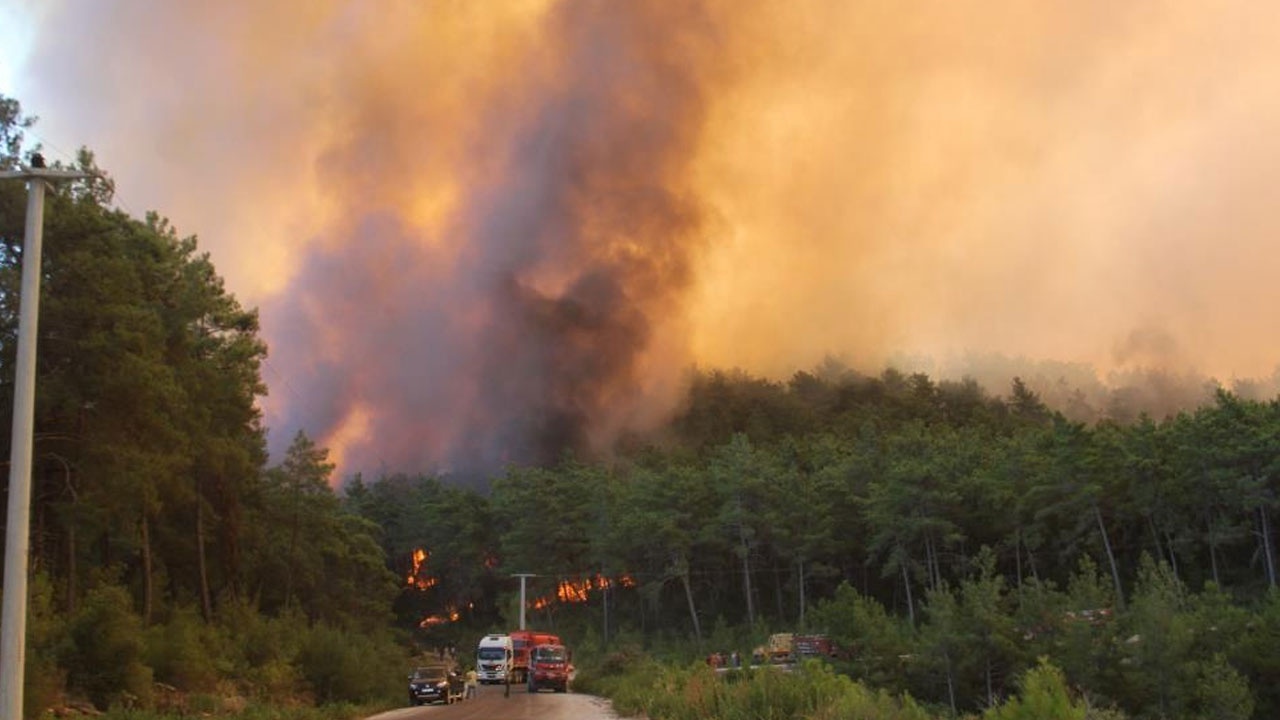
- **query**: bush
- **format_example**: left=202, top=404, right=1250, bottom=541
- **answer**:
left=64, top=582, right=153, bottom=709
left=23, top=572, right=69, bottom=718
left=295, top=624, right=402, bottom=704
left=586, top=654, right=934, bottom=720
left=984, top=659, right=1088, bottom=720
left=145, top=605, right=220, bottom=691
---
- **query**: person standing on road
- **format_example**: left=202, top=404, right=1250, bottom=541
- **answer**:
left=465, top=668, right=478, bottom=699
left=504, top=645, right=514, bottom=696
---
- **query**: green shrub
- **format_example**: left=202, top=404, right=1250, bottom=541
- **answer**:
left=983, top=659, right=1088, bottom=720
left=294, top=624, right=402, bottom=704
left=24, top=572, right=69, bottom=718
left=65, top=582, right=153, bottom=709
left=587, top=653, right=935, bottom=720
left=1181, top=654, right=1253, bottom=720
left=145, top=605, right=219, bottom=691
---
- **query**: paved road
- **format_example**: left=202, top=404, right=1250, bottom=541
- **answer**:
left=368, top=683, right=625, bottom=720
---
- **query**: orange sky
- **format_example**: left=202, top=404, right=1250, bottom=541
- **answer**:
left=10, top=1, right=1280, bottom=476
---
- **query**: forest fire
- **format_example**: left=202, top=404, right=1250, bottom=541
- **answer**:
left=418, top=606, right=461, bottom=628
left=16, top=2, right=1280, bottom=481
left=406, top=548, right=438, bottom=590
left=532, top=574, right=635, bottom=610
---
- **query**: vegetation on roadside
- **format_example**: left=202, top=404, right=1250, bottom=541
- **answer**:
left=576, top=653, right=1115, bottom=720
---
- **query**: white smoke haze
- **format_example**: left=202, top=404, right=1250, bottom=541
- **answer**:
left=10, top=1, right=1280, bottom=478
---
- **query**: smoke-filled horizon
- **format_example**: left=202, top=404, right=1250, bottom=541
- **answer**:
left=11, top=1, right=1280, bottom=479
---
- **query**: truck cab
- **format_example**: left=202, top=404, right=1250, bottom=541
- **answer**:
left=509, top=629, right=560, bottom=684
left=475, top=634, right=513, bottom=684
left=526, top=643, right=571, bottom=693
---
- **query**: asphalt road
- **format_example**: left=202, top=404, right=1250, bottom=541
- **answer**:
left=367, top=683, right=625, bottom=720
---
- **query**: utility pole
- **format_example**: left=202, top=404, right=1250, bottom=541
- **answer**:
left=0, top=156, right=88, bottom=720
left=511, top=573, right=537, bottom=630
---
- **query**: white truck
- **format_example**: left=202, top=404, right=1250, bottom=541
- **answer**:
left=476, top=633, right=514, bottom=684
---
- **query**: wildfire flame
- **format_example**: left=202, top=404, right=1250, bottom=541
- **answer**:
left=419, top=606, right=461, bottom=628
left=407, top=548, right=438, bottom=590
left=532, top=574, right=635, bottom=610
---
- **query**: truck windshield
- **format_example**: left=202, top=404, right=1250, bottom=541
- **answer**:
left=477, top=648, right=507, bottom=660
left=535, top=647, right=566, bottom=662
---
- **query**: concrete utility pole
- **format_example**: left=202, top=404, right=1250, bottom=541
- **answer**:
left=0, top=157, right=87, bottom=720
left=512, top=573, right=537, bottom=630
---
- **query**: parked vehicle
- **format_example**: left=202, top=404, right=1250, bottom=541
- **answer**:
left=527, top=643, right=571, bottom=693
left=753, top=633, right=838, bottom=664
left=766, top=632, right=795, bottom=663
left=794, top=634, right=839, bottom=659
left=408, top=665, right=464, bottom=705
left=508, top=629, right=560, bottom=684
left=476, top=633, right=513, bottom=684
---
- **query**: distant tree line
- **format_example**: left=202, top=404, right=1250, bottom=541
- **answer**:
left=359, top=365, right=1279, bottom=718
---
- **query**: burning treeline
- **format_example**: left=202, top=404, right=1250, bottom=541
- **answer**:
left=406, top=547, right=632, bottom=627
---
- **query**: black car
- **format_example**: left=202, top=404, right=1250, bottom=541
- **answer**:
left=408, top=665, right=464, bottom=705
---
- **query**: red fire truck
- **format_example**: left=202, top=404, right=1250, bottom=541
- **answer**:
left=508, top=629, right=560, bottom=684
left=527, top=643, right=572, bottom=693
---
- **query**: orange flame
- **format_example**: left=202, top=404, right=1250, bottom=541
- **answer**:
left=407, top=548, right=438, bottom=590
left=531, top=574, right=636, bottom=609
left=418, top=606, right=461, bottom=628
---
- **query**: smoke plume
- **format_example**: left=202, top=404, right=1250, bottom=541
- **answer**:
left=12, top=1, right=1280, bottom=478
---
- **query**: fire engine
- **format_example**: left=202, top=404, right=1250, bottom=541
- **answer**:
left=527, top=643, right=572, bottom=693
left=508, top=629, right=560, bottom=684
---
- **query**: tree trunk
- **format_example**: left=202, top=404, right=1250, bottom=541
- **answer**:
left=944, top=650, right=957, bottom=717
left=901, top=562, right=915, bottom=627
left=1163, top=530, right=1180, bottom=583
left=1207, top=511, right=1221, bottom=586
left=773, top=564, right=785, bottom=619
left=66, top=518, right=77, bottom=614
left=986, top=654, right=994, bottom=709
left=1148, top=515, right=1165, bottom=567
left=62, top=461, right=78, bottom=614
left=1014, top=530, right=1023, bottom=590
left=738, top=528, right=755, bottom=628
left=680, top=567, right=703, bottom=648
left=196, top=491, right=212, bottom=622
left=1094, top=503, right=1124, bottom=609
left=285, top=485, right=300, bottom=610
left=222, top=483, right=242, bottom=600
left=141, top=515, right=153, bottom=625
left=1260, top=505, right=1277, bottom=588
left=798, top=558, right=806, bottom=628
left=924, top=535, right=937, bottom=591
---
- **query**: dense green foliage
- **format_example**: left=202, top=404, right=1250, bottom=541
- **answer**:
left=575, top=655, right=1106, bottom=720
left=0, top=98, right=404, bottom=716
left=3, top=93, right=1280, bottom=719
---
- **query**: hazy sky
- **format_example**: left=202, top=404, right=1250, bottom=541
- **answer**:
left=6, top=1, right=1280, bottom=477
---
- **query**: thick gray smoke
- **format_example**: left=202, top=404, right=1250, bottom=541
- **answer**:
left=262, top=2, right=720, bottom=479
